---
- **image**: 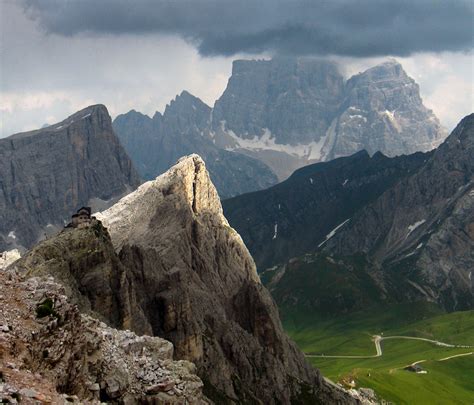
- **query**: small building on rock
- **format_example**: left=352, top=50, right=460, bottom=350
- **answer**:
left=66, top=207, right=95, bottom=228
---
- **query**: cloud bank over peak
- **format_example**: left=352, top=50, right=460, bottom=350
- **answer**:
left=22, top=0, right=473, bottom=58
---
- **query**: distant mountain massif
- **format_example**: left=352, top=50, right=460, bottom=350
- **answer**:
left=114, top=57, right=446, bottom=195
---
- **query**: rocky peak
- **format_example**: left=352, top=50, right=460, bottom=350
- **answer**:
left=10, top=105, right=110, bottom=140
left=436, top=113, right=474, bottom=154
left=327, top=59, right=446, bottom=160
left=163, top=91, right=211, bottom=131
left=114, top=109, right=153, bottom=128
left=0, top=105, right=141, bottom=252
left=350, top=59, right=408, bottom=82
left=22, top=154, right=352, bottom=404
left=96, top=154, right=260, bottom=283
left=208, top=56, right=446, bottom=180
left=343, top=59, right=421, bottom=111
left=96, top=154, right=240, bottom=253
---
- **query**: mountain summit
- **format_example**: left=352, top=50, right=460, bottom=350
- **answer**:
left=95, top=155, right=353, bottom=403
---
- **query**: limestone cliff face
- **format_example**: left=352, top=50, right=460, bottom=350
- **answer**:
left=212, top=58, right=344, bottom=145
left=19, top=155, right=355, bottom=404
left=0, top=105, right=141, bottom=252
left=97, top=155, right=353, bottom=404
left=114, top=58, right=445, bottom=185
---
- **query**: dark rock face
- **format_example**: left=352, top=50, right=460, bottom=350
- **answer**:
left=223, top=150, right=429, bottom=270
left=113, top=91, right=278, bottom=199
left=326, top=114, right=474, bottom=311
left=18, top=156, right=356, bottom=404
left=0, top=105, right=140, bottom=252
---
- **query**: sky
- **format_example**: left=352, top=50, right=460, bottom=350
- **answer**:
left=1, top=0, right=473, bottom=137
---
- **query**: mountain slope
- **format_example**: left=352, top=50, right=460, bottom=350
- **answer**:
left=325, top=113, right=474, bottom=311
left=113, top=91, right=278, bottom=199
left=0, top=105, right=140, bottom=252
left=223, top=150, right=429, bottom=270
left=226, top=114, right=473, bottom=316
left=17, top=155, right=355, bottom=404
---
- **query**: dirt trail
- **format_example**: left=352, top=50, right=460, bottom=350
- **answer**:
left=305, top=335, right=473, bottom=359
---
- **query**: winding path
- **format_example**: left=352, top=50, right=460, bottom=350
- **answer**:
left=305, top=335, right=473, bottom=359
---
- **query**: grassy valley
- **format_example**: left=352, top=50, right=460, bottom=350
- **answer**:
left=283, top=305, right=474, bottom=404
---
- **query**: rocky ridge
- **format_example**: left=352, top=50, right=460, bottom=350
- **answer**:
left=0, top=105, right=141, bottom=252
left=17, top=155, right=356, bottom=404
left=0, top=265, right=209, bottom=404
left=223, top=149, right=430, bottom=270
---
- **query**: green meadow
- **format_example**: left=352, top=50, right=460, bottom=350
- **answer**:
left=283, top=305, right=474, bottom=404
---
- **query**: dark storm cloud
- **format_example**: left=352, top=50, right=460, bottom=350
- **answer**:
left=22, top=0, right=473, bottom=57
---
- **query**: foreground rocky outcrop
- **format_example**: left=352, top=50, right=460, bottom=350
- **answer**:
left=16, top=155, right=356, bottom=404
left=0, top=249, right=21, bottom=270
left=0, top=105, right=141, bottom=252
left=0, top=266, right=209, bottom=404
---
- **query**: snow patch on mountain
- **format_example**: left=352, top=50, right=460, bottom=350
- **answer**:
left=318, top=219, right=351, bottom=248
left=406, top=219, right=426, bottom=238
left=272, top=223, right=278, bottom=240
left=221, top=123, right=328, bottom=160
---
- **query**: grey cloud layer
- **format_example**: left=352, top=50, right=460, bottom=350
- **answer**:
left=23, top=0, right=473, bottom=57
